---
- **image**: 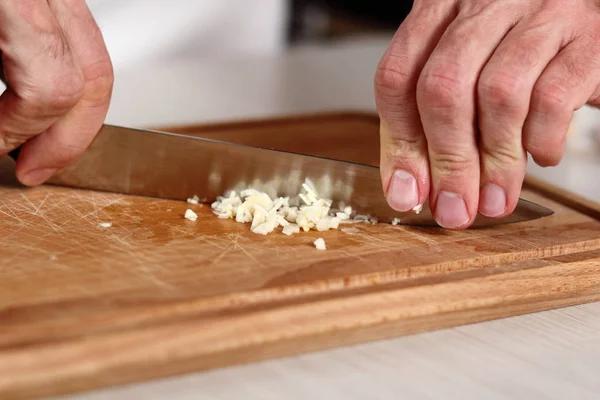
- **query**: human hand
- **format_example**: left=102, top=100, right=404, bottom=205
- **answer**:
left=376, top=0, right=600, bottom=229
left=0, top=0, right=113, bottom=186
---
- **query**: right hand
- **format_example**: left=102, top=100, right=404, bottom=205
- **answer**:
left=0, top=0, right=113, bottom=186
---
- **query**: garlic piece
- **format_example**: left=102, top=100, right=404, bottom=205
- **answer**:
left=251, top=220, right=277, bottom=235
left=187, top=195, right=200, bottom=205
left=184, top=209, right=198, bottom=221
left=282, top=224, right=300, bottom=236
left=316, top=216, right=333, bottom=232
left=314, top=238, right=327, bottom=250
left=336, top=212, right=350, bottom=221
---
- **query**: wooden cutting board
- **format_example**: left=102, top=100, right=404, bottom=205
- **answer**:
left=0, top=113, right=599, bottom=400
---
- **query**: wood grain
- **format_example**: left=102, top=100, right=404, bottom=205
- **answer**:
left=0, top=113, right=599, bottom=400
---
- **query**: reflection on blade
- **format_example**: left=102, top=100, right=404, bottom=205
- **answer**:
left=48, top=124, right=554, bottom=227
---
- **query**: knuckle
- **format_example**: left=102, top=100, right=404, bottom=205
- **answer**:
left=384, top=135, right=426, bottom=161
left=430, top=151, right=476, bottom=176
left=52, top=69, right=85, bottom=107
left=375, top=56, right=412, bottom=95
left=481, top=141, right=525, bottom=168
left=374, top=56, right=415, bottom=116
left=21, top=69, right=84, bottom=112
left=417, top=68, right=465, bottom=109
left=81, top=59, right=115, bottom=104
left=478, top=70, right=526, bottom=112
left=0, top=134, right=27, bottom=150
left=532, top=80, right=570, bottom=115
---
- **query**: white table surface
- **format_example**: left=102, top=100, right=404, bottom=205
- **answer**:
left=56, top=36, right=600, bottom=400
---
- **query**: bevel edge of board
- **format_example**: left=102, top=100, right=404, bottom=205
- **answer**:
left=0, top=251, right=599, bottom=400
left=523, top=175, right=600, bottom=220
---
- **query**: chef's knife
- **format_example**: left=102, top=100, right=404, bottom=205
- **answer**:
left=9, top=124, right=553, bottom=227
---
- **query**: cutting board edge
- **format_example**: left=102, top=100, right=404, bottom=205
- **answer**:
left=1, top=254, right=599, bottom=400
left=2, top=233, right=599, bottom=354
left=523, top=175, right=600, bottom=220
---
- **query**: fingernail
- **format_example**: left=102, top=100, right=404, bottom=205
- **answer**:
left=21, top=168, right=58, bottom=186
left=479, top=183, right=506, bottom=217
left=386, top=170, right=419, bottom=212
left=435, top=191, right=470, bottom=229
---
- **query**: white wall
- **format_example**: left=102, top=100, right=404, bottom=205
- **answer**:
left=86, top=0, right=290, bottom=71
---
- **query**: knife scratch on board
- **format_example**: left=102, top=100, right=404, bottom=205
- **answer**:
left=209, top=240, right=237, bottom=268
left=33, top=193, right=50, bottom=215
left=20, top=193, right=64, bottom=234
left=234, top=241, right=269, bottom=270
left=0, top=198, right=27, bottom=226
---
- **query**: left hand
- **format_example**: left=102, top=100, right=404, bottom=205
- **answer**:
left=375, top=0, right=600, bottom=229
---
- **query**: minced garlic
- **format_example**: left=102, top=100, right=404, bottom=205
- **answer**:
left=207, top=179, right=419, bottom=235
left=210, top=180, right=347, bottom=236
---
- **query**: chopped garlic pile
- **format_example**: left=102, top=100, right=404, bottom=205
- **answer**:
left=208, top=180, right=422, bottom=236
left=211, top=181, right=351, bottom=236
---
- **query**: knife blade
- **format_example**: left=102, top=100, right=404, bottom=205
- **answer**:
left=28, top=124, right=553, bottom=227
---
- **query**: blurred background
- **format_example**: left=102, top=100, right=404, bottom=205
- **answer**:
left=85, top=0, right=419, bottom=128
left=86, top=0, right=414, bottom=70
